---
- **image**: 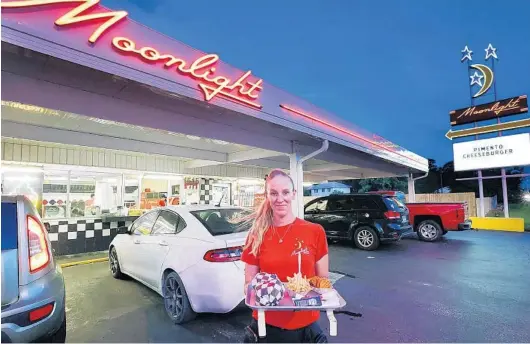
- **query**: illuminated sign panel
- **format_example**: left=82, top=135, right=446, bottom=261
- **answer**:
left=0, top=0, right=264, bottom=108
left=449, top=95, right=528, bottom=126
left=453, top=133, right=530, bottom=172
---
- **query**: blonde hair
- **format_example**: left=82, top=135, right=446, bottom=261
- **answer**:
left=240, top=169, right=295, bottom=257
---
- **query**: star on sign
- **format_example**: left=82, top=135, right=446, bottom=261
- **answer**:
left=470, top=71, right=483, bottom=87
left=485, top=43, right=498, bottom=60
left=461, top=45, right=473, bottom=62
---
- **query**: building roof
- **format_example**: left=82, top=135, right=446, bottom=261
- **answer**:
left=310, top=182, right=351, bottom=190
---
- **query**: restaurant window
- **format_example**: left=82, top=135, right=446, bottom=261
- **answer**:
left=1, top=166, right=44, bottom=215
left=69, top=171, right=124, bottom=218
left=42, top=171, right=69, bottom=219
left=124, top=175, right=140, bottom=210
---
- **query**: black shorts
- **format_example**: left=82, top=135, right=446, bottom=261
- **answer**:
left=243, top=318, right=328, bottom=343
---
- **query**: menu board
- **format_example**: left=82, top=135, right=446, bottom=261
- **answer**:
left=70, top=184, right=95, bottom=194
left=43, top=184, right=67, bottom=193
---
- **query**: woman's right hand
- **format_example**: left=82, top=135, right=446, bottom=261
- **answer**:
left=244, top=264, right=260, bottom=296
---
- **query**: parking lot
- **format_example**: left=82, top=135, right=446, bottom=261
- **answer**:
left=63, top=230, right=530, bottom=343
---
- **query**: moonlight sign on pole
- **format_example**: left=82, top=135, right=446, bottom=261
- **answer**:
left=448, top=43, right=529, bottom=219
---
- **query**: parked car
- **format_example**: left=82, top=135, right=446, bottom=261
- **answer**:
left=1, top=195, right=66, bottom=343
left=108, top=205, right=251, bottom=324
left=304, top=194, right=412, bottom=251
left=369, top=191, right=472, bottom=242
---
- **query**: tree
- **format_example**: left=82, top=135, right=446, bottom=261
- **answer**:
left=415, top=159, right=442, bottom=193
left=440, top=161, right=524, bottom=203
left=356, top=177, right=408, bottom=193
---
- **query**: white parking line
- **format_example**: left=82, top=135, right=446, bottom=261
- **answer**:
left=329, top=272, right=345, bottom=285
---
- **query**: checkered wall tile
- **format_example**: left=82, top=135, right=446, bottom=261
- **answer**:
left=44, top=217, right=136, bottom=256
left=199, top=178, right=215, bottom=205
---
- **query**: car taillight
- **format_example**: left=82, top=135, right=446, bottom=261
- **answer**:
left=29, top=302, right=54, bottom=323
left=384, top=211, right=400, bottom=220
left=204, top=246, right=243, bottom=262
left=27, top=215, right=50, bottom=273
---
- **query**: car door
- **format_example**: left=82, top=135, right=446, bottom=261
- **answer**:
left=123, top=211, right=159, bottom=280
left=325, top=196, right=357, bottom=238
left=354, top=196, right=380, bottom=224
left=141, top=210, right=186, bottom=288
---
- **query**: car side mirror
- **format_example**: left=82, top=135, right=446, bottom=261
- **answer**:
left=117, top=226, right=129, bottom=235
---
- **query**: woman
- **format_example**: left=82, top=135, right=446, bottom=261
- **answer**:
left=241, top=169, right=329, bottom=343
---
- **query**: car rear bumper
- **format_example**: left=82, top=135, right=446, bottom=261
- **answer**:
left=180, top=260, right=245, bottom=314
left=1, top=264, right=65, bottom=343
left=458, top=220, right=472, bottom=231
left=380, top=224, right=413, bottom=242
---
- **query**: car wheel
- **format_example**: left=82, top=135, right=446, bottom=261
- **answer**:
left=109, top=246, right=124, bottom=279
left=417, top=220, right=443, bottom=242
left=49, top=310, right=66, bottom=343
left=353, top=226, right=380, bottom=251
left=163, top=271, right=196, bottom=324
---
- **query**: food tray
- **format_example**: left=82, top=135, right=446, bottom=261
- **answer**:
left=245, top=285, right=347, bottom=337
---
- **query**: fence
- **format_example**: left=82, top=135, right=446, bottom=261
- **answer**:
left=405, top=192, right=477, bottom=217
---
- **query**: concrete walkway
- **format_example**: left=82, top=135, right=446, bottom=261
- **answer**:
left=56, top=251, right=108, bottom=268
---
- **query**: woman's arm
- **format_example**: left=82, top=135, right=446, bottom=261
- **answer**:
left=315, top=254, right=329, bottom=278
left=244, top=263, right=260, bottom=295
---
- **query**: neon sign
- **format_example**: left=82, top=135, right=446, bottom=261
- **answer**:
left=279, top=104, right=424, bottom=164
left=112, top=37, right=263, bottom=108
left=0, top=0, right=128, bottom=44
left=0, top=0, right=264, bottom=108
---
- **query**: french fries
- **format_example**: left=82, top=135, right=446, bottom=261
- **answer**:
left=286, top=272, right=312, bottom=293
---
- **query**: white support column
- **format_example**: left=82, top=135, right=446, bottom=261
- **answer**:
left=501, top=168, right=509, bottom=218
left=407, top=172, right=416, bottom=203
left=66, top=170, right=71, bottom=218
left=478, top=170, right=485, bottom=217
left=289, top=143, right=303, bottom=218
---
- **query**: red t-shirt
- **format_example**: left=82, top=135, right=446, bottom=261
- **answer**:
left=241, top=217, right=329, bottom=330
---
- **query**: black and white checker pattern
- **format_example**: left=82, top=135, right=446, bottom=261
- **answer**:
left=44, top=217, right=136, bottom=256
left=199, top=178, right=215, bottom=205
left=255, top=279, right=285, bottom=306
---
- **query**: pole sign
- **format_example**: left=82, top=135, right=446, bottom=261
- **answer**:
left=449, top=95, right=528, bottom=126
left=453, top=133, right=530, bottom=172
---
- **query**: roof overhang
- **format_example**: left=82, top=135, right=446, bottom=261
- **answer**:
left=0, top=0, right=428, bottom=176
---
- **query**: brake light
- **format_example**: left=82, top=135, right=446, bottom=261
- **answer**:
left=204, top=246, right=243, bottom=262
left=27, top=215, right=50, bottom=273
left=384, top=211, right=400, bottom=220
left=29, top=302, right=54, bottom=323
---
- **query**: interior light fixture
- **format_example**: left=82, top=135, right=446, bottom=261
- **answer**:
left=143, top=174, right=183, bottom=181
left=211, top=139, right=229, bottom=145
left=2, top=165, right=44, bottom=173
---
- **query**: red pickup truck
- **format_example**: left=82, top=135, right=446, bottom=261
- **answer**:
left=368, top=191, right=472, bottom=242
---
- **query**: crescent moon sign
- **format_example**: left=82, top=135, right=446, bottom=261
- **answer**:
left=470, top=64, right=494, bottom=98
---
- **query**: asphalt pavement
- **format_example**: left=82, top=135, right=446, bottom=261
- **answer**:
left=63, top=230, right=530, bottom=343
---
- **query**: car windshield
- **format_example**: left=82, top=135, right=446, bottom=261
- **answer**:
left=383, top=197, right=401, bottom=211
left=391, top=197, right=406, bottom=208
left=190, top=208, right=252, bottom=236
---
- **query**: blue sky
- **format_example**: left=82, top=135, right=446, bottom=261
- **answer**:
left=105, top=0, right=530, bottom=166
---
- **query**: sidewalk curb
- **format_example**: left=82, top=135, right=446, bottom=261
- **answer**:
left=60, top=257, right=108, bottom=268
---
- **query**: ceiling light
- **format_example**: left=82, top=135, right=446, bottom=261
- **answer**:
left=143, top=174, right=183, bottom=181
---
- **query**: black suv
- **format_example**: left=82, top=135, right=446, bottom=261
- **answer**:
left=304, top=194, right=412, bottom=251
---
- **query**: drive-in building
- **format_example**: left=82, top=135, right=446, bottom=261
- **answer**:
left=1, top=0, right=428, bottom=255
